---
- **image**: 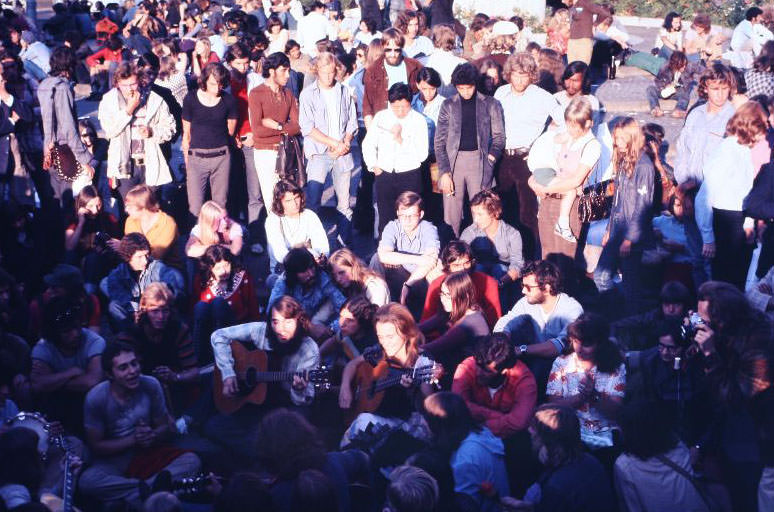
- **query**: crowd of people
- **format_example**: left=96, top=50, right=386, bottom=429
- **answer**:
left=0, top=0, right=774, bottom=511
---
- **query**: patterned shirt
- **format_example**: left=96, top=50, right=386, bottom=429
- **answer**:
left=546, top=352, right=626, bottom=447
left=744, top=69, right=774, bottom=99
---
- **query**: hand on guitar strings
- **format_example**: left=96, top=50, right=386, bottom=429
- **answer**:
left=222, top=377, right=239, bottom=397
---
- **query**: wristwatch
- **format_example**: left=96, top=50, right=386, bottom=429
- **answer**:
left=277, top=122, right=284, bottom=131
left=519, top=344, right=528, bottom=355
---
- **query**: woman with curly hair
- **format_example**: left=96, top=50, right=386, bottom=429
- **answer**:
left=192, top=245, right=258, bottom=364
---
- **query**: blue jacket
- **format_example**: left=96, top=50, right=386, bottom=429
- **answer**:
left=609, top=153, right=655, bottom=245
left=105, top=259, right=184, bottom=312
left=451, top=427, right=510, bottom=511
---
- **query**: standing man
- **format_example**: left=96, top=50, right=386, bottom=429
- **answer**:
left=362, top=83, right=429, bottom=232
left=494, top=53, right=557, bottom=260
left=362, top=28, right=423, bottom=129
left=299, top=52, right=358, bottom=241
left=79, top=342, right=201, bottom=504
left=182, top=62, right=238, bottom=219
left=38, top=46, right=96, bottom=207
left=566, top=0, right=607, bottom=65
left=249, top=52, right=301, bottom=208
left=435, top=62, right=505, bottom=237
left=227, top=42, right=265, bottom=250
left=98, top=62, right=177, bottom=199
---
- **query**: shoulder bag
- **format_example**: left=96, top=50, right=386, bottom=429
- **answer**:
left=578, top=178, right=615, bottom=223
left=43, top=88, right=84, bottom=182
left=656, top=454, right=730, bottom=512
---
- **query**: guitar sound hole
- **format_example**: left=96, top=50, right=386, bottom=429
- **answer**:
left=243, top=368, right=257, bottom=392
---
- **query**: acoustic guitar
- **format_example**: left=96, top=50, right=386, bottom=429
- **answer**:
left=345, top=360, right=439, bottom=423
left=212, top=342, right=331, bottom=414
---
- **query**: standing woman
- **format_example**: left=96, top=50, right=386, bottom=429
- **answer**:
left=395, top=10, right=433, bottom=59
left=38, top=46, right=96, bottom=207
left=696, top=101, right=767, bottom=290
left=182, top=62, right=238, bottom=221
left=329, top=248, right=390, bottom=306
left=338, top=303, right=436, bottom=446
left=191, top=36, right=219, bottom=79
left=528, top=97, right=601, bottom=261
left=411, top=67, right=444, bottom=223
left=418, top=271, right=489, bottom=378
left=593, top=118, right=654, bottom=313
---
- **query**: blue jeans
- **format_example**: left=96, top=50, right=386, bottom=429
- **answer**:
left=593, top=225, right=646, bottom=315
left=193, top=297, right=235, bottom=365
left=305, top=153, right=353, bottom=219
left=646, top=83, right=693, bottom=112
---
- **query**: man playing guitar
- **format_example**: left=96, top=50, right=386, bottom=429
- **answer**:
left=205, top=296, right=320, bottom=457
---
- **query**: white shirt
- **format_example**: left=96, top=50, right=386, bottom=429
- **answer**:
left=362, top=108, right=429, bottom=173
left=405, top=36, right=434, bottom=58
left=265, top=209, right=330, bottom=270
left=20, top=41, right=51, bottom=73
left=425, top=50, right=466, bottom=85
left=385, top=61, right=408, bottom=89
left=299, top=11, right=335, bottom=55
left=494, top=84, right=558, bottom=150
left=695, top=136, right=756, bottom=244
left=550, top=91, right=601, bottom=128
left=731, top=19, right=754, bottom=52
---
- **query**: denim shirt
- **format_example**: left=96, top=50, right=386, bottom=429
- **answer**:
left=674, top=101, right=735, bottom=184
left=298, top=80, right=358, bottom=162
left=268, top=271, right=347, bottom=325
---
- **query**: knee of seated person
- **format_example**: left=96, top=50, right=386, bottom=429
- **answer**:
left=193, top=300, right=212, bottom=317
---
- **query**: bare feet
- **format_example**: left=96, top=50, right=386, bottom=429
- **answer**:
left=651, top=107, right=664, bottom=117
left=671, top=109, right=687, bottom=118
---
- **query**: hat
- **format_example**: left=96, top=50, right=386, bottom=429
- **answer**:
left=491, top=21, right=518, bottom=37
left=20, top=30, right=36, bottom=44
left=44, top=264, right=84, bottom=291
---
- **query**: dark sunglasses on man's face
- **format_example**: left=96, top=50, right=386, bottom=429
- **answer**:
left=384, top=48, right=402, bottom=54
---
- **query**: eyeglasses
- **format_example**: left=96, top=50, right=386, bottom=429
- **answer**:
left=384, top=48, right=402, bottom=54
left=522, top=283, right=541, bottom=291
left=80, top=132, right=94, bottom=137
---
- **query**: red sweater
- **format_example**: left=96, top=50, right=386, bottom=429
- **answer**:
left=421, top=271, right=502, bottom=328
left=196, top=271, right=259, bottom=323
left=85, top=47, right=124, bottom=68
left=452, top=356, right=537, bottom=438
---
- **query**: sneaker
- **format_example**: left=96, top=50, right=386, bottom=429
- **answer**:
left=554, top=223, right=577, bottom=243
left=250, top=242, right=264, bottom=255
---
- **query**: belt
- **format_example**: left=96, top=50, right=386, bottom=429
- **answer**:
left=504, top=147, right=529, bottom=157
left=131, top=156, right=145, bottom=167
left=546, top=193, right=563, bottom=200
left=187, top=149, right=228, bottom=158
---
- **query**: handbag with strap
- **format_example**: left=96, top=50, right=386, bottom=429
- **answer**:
left=43, top=87, right=84, bottom=182
left=578, top=178, right=615, bottom=223
left=275, top=133, right=306, bottom=188
left=656, top=453, right=728, bottom=512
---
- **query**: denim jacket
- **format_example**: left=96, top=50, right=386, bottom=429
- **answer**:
left=298, top=80, right=358, bottom=165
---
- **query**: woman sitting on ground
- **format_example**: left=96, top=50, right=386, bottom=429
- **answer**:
left=329, top=248, right=390, bottom=306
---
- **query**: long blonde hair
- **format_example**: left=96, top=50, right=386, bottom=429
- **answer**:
left=375, top=303, right=425, bottom=366
left=612, top=117, right=645, bottom=177
left=329, top=248, right=383, bottom=295
left=197, top=201, right=228, bottom=247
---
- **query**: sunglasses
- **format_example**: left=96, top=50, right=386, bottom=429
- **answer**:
left=384, top=48, right=402, bottom=54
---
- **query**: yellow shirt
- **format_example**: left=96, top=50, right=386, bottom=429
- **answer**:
left=124, top=211, right=181, bottom=269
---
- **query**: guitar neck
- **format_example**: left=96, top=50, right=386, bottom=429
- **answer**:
left=62, top=450, right=74, bottom=512
left=372, top=366, right=432, bottom=394
left=253, top=370, right=307, bottom=383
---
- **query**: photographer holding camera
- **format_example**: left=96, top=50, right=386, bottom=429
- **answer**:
left=691, top=281, right=774, bottom=512
left=625, top=319, right=711, bottom=452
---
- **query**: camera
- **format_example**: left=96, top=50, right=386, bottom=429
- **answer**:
left=94, top=231, right=111, bottom=250
left=679, top=312, right=704, bottom=342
